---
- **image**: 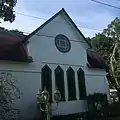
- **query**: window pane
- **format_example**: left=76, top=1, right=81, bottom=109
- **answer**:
left=55, top=34, right=71, bottom=53
left=55, top=66, right=65, bottom=101
left=41, top=65, right=52, bottom=102
left=67, top=67, right=76, bottom=100
left=77, top=68, right=86, bottom=99
left=60, top=40, right=66, bottom=47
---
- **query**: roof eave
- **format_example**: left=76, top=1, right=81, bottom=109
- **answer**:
left=22, top=8, right=92, bottom=48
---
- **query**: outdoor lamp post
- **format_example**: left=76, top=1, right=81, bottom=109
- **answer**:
left=41, top=88, right=50, bottom=104
left=37, top=87, right=61, bottom=120
left=37, top=88, right=50, bottom=120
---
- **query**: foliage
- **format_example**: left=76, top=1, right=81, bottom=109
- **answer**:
left=0, top=72, right=20, bottom=120
left=0, top=0, right=17, bottom=22
left=91, top=17, right=120, bottom=92
left=10, top=29, right=24, bottom=35
left=0, top=27, right=24, bottom=35
left=92, top=33, right=113, bottom=64
left=87, top=93, right=108, bottom=111
left=87, top=93, right=108, bottom=119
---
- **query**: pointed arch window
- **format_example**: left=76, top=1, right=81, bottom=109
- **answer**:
left=67, top=67, right=76, bottom=100
left=41, top=65, right=52, bottom=102
left=77, top=68, right=86, bottom=99
left=55, top=66, right=65, bottom=101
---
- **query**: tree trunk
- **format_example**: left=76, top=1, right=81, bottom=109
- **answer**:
left=110, top=40, right=120, bottom=102
left=110, top=40, right=119, bottom=87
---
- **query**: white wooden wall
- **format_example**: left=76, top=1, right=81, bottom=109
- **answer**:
left=0, top=11, right=109, bottom=119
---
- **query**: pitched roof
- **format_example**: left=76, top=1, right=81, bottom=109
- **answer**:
left=22, top=8, right=92, bottom=48
left=87, top=49, right=109, bottom=70
left=0, top=30, right=32, bottom=62
left=0, top=30, right=25, bottom=45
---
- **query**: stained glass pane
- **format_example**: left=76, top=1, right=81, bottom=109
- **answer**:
left=77, top=68, right=86, bottom=99
left=67, top=67, right=76, bottom=100
left=55, top=66, right=65, bottom=101
left=41, top=65, right=52, bottom=102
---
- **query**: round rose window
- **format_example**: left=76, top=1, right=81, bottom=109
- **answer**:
left=55, top=34, right=71, bottom=53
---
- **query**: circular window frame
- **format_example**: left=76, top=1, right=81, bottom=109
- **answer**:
left=55, top=34, right=71, bottom=53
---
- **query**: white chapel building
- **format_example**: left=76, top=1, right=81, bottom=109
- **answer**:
left=0, top=8, right=109, bottom=119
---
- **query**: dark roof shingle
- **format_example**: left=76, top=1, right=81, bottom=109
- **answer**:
left=0, top=30, right=32, bottom=62
left=87, top=49, right=109, bottom=70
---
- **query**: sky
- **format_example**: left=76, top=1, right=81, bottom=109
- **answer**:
left=0, top=0, right=120, bottom=37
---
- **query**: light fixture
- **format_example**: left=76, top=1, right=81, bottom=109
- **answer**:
left=41, top=88, right=50, bottom=104
left=36, top=87, right=61, bottom=120
left=53, top=88, right=61, bottom=103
